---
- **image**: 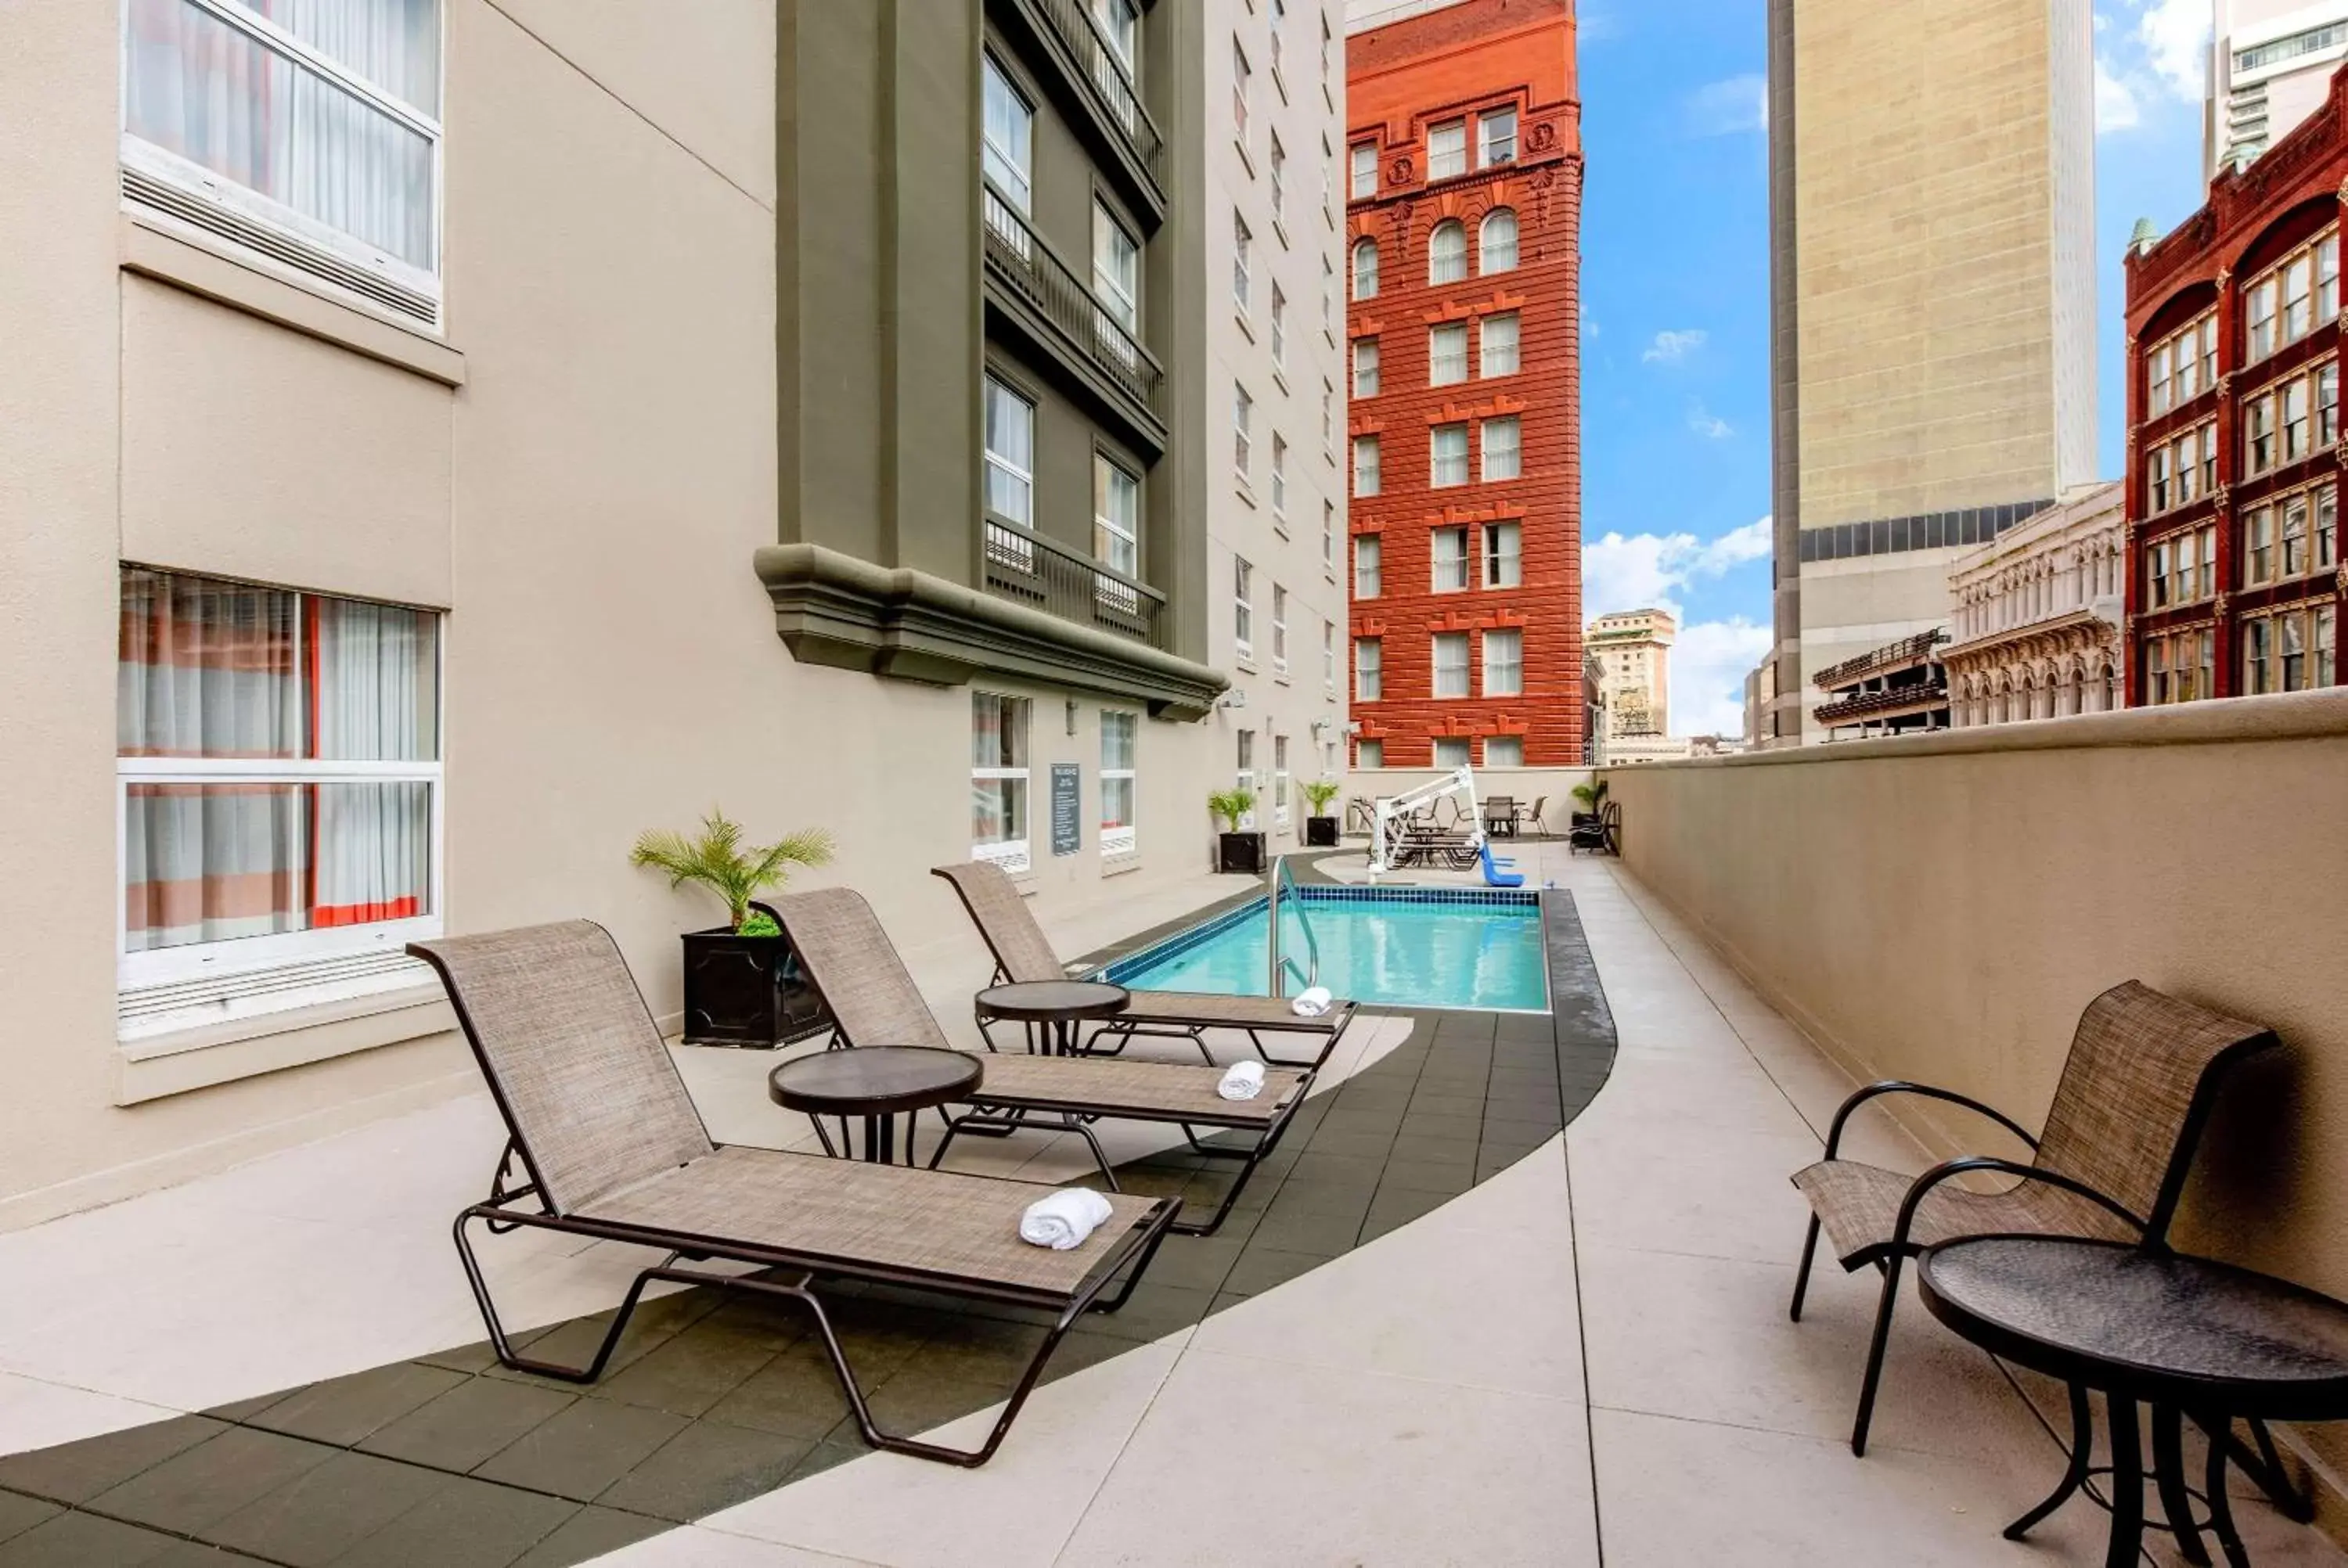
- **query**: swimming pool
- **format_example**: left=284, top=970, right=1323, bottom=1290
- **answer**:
left=1103, top=887, right=1548, bottom=1012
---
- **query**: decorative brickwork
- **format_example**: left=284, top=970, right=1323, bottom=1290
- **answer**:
left=1345, top=0, right=1583, bottom=766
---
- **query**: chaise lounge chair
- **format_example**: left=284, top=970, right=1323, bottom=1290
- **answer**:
left=1788, top=979, right=2277, bottom=1458
left=773, top=887, right=1315, bottom=1237
left=930, top=861, right=1359, bottom=1069
left=409, top=920, right=1177, bottom=1468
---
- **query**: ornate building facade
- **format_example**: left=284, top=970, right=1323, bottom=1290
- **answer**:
left=1343, top=0, right=1585, bottom=769
left=1945, top=481, right=2127, bottom=725
left=2125, top=70, right=2347, bottom=707
left=1586, top=606, right=1673, bottom=739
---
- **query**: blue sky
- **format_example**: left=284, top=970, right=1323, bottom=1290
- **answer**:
left=1576, top=0, right=2210, bottom=735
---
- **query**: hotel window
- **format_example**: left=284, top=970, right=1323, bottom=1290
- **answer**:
left=1323, top=381, right=1336, bottom=451
left=1093, top=0, right=1139, bottom=74
left=1355, top=637, right=1382, bottom=700
left=1233, top=556, right=1255, bottom=656
left=1233, top=383, right=1253, bottom=477
left=1323, top=620, right=1337, bottom=690
left=2246, top=503, right=2278, bottom=584
left=1235, top=731, right=1255, bottom=803
left=2285, top=378, right=2312, bottom=462
left=1480, top=208, right=1518, bottom=274
left=1354, top=336, right=1381, bottom=397
left=122, top=0, right=445, bottom=323
left=2148, top=340, right=2172, bottom=417
left=1321, top=11, right=1332, bottom=88
left=2244, top=616, right=2276, bottom=696
left=1428, top=119, right=1467, bottom=180
left=1233, top=40, right=1251, bottom=149
left=1432, top=632, right=1470, bottom=697
left=1352, top=236, right=1379, bottom=300
left=1273, top=735, right=1291, bottom=827
left=1431, top=526, right=1469, bottom=590
left=1093, top=203, right=1140, bottom=361
left=1433, top=736, right=1471, bottom=768
left=2283, top=493, right=2313, bottom=576
left=1269, top=134, right=1287, bottom=225
left=2325, top=234, right=2343, bottom=322
left=1428, top=323, right=1468, bottom=386
left=2246, top=397, right=2275, bottom=476
left=1093, top=455, right=1141, bottom=581
left=1485, top=736, right=1523, bottom=767
left=1483, top=520, right=1522, bottom=587
left=2146, top=628, right=2213, bottom=704
left=981, top=57, right=1033, bottom=213
left=1233, top=212, right=1251, bottom=314
left=1269, top=0, right=1285, bottom=76
left=1428, top=220, right=1468, bottom=284
left=1271, top=434, right=1288, bottom=516
left=1356, top=737, right=1384, bottom=768
left=2249, top=604, right=2339, bottom=692
left=1482, top=416, right=1522, bottom=481
left=1480, top=107, right=1518, bottom=167
left=1431, top=424, right=1469, bottom=487
left=2173, top=426, right=2200, bottom=503
left=982, top=375, right=1035, bottom=527
left=1482, top=311, right=1520, bottom=376
left=2324, top=486, right=2340, bottom=569
left=1353, top=434, right=1381, bottom=496
left=1351, top=142, right=1377, bottom=198
left=117, top=568, right=441, bottom=987
left=1100, top=711, right=1136, bottom=858
left=1323, top=257, right=1336, bottom=336
left=2323, top=362, right=2341, bottom=448
left=2249, top=275, right=2278, bottom=361
left=1271, top=286, right=1287, bottom=366
left=1271, top=584, right=1290, bottom=676
left=1355, top=534, right=1382, bottom=598
left=1483, top=628, right=1523, bottom=696
left=971, top=693, right=1032, bottom=872
left=1323, top=500, right=1338, bottom=571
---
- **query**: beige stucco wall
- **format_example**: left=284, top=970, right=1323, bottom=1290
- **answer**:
left=1604, top=692, right=2348, bottom=1486
left=0, top=0, right=1235, bottom=1229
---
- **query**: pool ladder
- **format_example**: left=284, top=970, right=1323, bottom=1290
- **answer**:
left=1266, top=854, right=1321, bottom=995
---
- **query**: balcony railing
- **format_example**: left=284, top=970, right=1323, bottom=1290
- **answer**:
left=1030, top=0, right=1164, bottom=181
left=983, top=517, right=1165, bottom=647
left=982, top=187, right=1164, bottom=423
left=1813, top=629, right=1950, bottom=692
left=1813, top=682, right=1950, bottom=725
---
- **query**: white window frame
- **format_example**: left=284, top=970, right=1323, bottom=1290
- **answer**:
left=1273, top=733, right=1291, bottom=829
left=1482, top=415, right=1522, bottom=480
left=1484, top=735, right=1523, bottom=767
left=1355, top=637, right=1383, bottom=700
left=1432, top=736, right=1471, bottom=768
left=1100, top=709, right=1137, bottom=858
left=1427, top=119, right=1466, bottom=180
left=1269, top=132, right=1287, bottom=223
left=1234, top=556, right=1255, bottom=658
left=1233, top=210, right=1252, bottom=315
left=1093, top=454, right=1141, bottom=581
left=1355, top=534, right=1381, bottom=599
left=1271, top=284, right=1287, bottom=367
left=982, top=56, right=1035, bottom=213
left=1352, top=236, right=1379, bottom=299
left=1233, top=38, right=1251, bottom=149
left=1323, top=499, right=1338, bottom=571
left=1481, top=311, right=1520, bottom=376
left=1480, top=207, right=1518, bottom=274
left=971, top=693, right=1033, bottom=873
left=983, top=374, right=1036, bottom=529
left=1431, top=424, right=1469, bottom=488
left=1272, top=583, right=1289, bottom=673
left=1428, top=323, right=1468, bottom=386
left=1271, top=433, right=1289, bottom=517
left=1431, top=525, right=1469, bottom=590
left=1351, top=142, right=1377, bottom=198
left=1356, top=737, right=1384, bottom=768
left=1480, top=106, right=1518, bottom=167
left=1323, top=620, right=1337, bottom=692
left=1354, top=336, right=1381, bottom=396
left=1092, top=201, right=1140, bottom=333
left=1353, top=434, right=1381, bottom=496
left=1483, top=520, right=1522, bottom=586
left=1483, top=628, right=1523, bottom=695
left=1428, top=220, right=1468, bottom=285
left=119, top=0, right=448, bottom=323
left=1432, top=632, right=1470, bottom=697
left=1234, top=383, right=1255, bottom=478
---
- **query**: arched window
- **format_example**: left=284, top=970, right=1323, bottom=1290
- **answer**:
left=1352, top=236, right=1379, bottom=300
left=1480, top=207, right=1518, bottom=273
left=1428, top=220, right=1467, bottom=284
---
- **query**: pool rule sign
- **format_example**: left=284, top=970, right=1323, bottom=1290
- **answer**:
left=1050, top=763, right=1081, bottom=857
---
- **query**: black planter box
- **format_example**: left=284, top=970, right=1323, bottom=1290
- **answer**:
left=1304, top=816, right=1340, bottom=847
left=1216, top=830, right=1267, bottom=875
left=679, top=904, right=833, bottom=1048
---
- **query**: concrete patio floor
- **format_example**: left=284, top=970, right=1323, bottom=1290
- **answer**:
left=0, top=851, right=2340, bottom=1565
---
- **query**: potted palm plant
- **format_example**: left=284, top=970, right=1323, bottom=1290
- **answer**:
left=1568, top=777, right=1609, bottom=830
left=1300, top=778, right=1344, bottom=847
left=1208, top=786, right=1264, bottom=874
left=630, top=809, right=836, bottom=1047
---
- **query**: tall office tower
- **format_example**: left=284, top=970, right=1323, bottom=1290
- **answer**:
left=2212, top=0, right=2348, bottom=178
left=1762, top=0, right=2098, bottom=745
left=1341, top=0, right=1584, bottom=770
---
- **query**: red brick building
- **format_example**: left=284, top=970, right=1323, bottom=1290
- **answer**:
left=1344, top=0, right=1583, bottom=768
left=2124, top=70, right=2346, bottom=707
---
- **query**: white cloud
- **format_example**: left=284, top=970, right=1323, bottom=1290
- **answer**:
left=1642, top=329, right=1707, bottom=365
left=1685, top=74, right=1767, bottom=137
left=2135, top=0, right=2209, bottom=99
left=1584, top=521, right=1776, bottom=736
left=1687, top=404, right=1734, bottom=440
left=1670, top=618, right=1775, bottom=738
left=2094, top=56, right=2141, bottom=132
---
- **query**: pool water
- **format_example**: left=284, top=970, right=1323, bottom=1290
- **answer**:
left=1106, top=890, right=1548, bottom=1012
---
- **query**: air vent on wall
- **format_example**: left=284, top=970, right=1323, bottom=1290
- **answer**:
left=122, top=167, right=440, bottom=329
left=119, top=949, right=436, bottom=1042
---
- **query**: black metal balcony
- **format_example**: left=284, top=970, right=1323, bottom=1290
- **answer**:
left=982, top=517, right=1165, bottom=648
left=981, top=186, right=1165, bottom=447
left=1022, top=0, right=1164, bottom=201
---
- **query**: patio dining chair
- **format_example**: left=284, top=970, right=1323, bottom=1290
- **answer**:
left=931, top=861, right=1357, bottom=1069
left=409, top=920, right=1176, bottom=1467
left=1788, top=980, right=2278, bottom=1456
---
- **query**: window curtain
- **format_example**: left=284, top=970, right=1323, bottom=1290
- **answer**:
left=124, top=0, right=438, bottom=269
left=312, top=597, right=432, bottom=927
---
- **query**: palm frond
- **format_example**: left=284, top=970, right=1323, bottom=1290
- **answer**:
left=629, top=809, right=833, bottom=929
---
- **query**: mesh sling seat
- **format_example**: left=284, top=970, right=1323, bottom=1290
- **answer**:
left=930, top=861, right=1359, bottom=1069
left=1788, top=980, right=2278, bottom=1457
left=409, top=921, right=1176, bottom=1468
left=773, top=886, right=1313, bottom=1237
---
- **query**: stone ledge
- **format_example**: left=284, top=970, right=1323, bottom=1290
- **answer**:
left=753, top=542, right=1227, bottom=721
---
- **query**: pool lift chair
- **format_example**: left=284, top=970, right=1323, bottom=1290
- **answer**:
left=1369, top=765, right=1486, bottom=876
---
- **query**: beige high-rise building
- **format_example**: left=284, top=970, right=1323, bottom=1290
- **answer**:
left=1763, top=0, right=2098, bottom=745
left=2210, top=0, right=2348, bottom=178
left=1586, top=607, right=1674, bottom=739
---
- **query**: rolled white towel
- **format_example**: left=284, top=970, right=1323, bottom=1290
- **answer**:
left=1019, top=1188, right=1115, bottom=1251
left=1291, top=985, right=1334, bottom=1019
left=1218, top=1059, right=1268, bottom=1100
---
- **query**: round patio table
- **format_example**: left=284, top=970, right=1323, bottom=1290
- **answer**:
left=974, top=980, right=1129, bottom=1057
left=1918, top=1235, right=2348, bottom=1568
left=767, top=1045, right=981, bottom=1165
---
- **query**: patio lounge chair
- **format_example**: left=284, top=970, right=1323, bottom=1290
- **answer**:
left=1788, top=980, right=2278, bottom=1456
left=1566, top=800, right=1619, bottom=856
left=930, top=861, right=1359, bottom=1070
left=1478, top=841, right=1524, bottom=889
left=408, top=921, right=1176, bottom=1467
left=773, top=887, right=1314, bottom=1237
